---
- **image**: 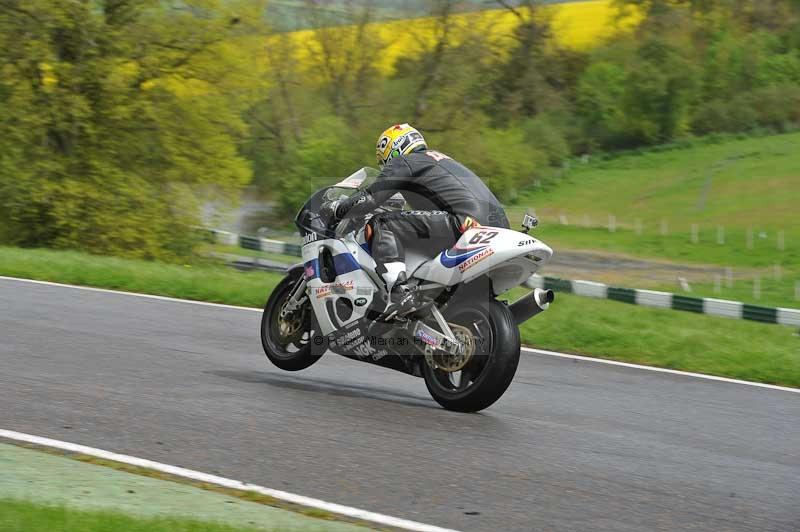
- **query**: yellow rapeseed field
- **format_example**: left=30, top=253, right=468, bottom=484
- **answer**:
left=272, top=0, right=640, bottom=78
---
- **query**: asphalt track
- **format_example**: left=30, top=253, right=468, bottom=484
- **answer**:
left=1, top=277, right=798, bottom=532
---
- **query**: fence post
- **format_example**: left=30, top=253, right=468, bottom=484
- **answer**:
left=608, top=214, right=616, bottom=233
left=778, top=230, right=785, bottom=251
left=559, top=213, right=569, bottom=225
left=774, top=264, right=782, bottom=282
left=717, top=225, right=725, bottom=245
left=582, top=214, right=591, bottom=227
left=635, top=218, right=643, bottom=235
left=691, top=224, right=699, bottom=244
left=753, top=276, right=761, bottom=300
left=725, top=267, right=734, bottom=288
left=713, top=274, right=722, bottom=294
left=660, top=219, right=669, bottom=236
left=746, top=227, right=754, bottom=250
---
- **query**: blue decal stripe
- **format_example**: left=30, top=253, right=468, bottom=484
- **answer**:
left=332, top=253, right=361, bottom=275
left=306, top=253, right=360, bottom=278
left=439, top=246, right=488, bottom=268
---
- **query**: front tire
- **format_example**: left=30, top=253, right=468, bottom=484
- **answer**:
left=261, top=274, right=322, bottom=371
left=423, top=300, right=520, bottom=412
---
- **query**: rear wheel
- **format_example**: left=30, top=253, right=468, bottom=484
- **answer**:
left=423, top=300, right=520, bottom=412
left=261, top=274, right=322, bottom=371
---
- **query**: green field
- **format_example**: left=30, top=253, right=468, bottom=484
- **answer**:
left=506, top=132, right=800, bottom=269
left=2, top=246, right=797, bottom=387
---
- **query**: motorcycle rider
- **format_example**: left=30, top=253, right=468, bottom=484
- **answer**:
left=322, top=123, right=510, bottom=316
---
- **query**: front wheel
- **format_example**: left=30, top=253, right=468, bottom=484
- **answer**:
left=261, top=273, right=322, bottom=371
left=423, top=300, right=521, bottom=412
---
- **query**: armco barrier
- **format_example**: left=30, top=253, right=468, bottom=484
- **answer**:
left=527, top=275, right=799, bottom=327
left=210, top=229, right=800, bottom=327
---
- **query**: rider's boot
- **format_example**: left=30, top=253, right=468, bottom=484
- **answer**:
left=380, top=265, right=418, bottom=320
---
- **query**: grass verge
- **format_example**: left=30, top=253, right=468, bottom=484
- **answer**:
left=1, top=246, right=797, bottom=387
left=520, top=293, right=799, bottom=387
left=0, top=246, right=280, bottom=308
left=0, top=498, right=287, bottom=532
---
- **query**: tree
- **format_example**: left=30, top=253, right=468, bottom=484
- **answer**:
left=0, top=0, right=266, bottom=259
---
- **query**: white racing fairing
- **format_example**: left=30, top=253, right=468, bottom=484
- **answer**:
left=412, top=227, right=553, bottom=295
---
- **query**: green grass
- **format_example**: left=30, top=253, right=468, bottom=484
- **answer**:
left=0, top=498, right=282, bottom=532
left=2, top=246, right=797, bottom=387
left=506, top=131, right=800, bottom=268
left=0, top=247, right=280, bottom=308
left=651, top=275, right=799, bottom=309
left=520, top=293, right=799, bottom=387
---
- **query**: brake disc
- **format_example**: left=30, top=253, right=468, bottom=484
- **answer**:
left=425, top=323, right=475, bottom=373
left=277, top=299, right=305, bottom=344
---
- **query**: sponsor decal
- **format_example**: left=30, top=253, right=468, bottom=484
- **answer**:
left=315, top=286, right=331, bottom=299
left=457, top=247, right=494, bottom=273
left=332, top=280, right=354, bottom=294
left=439, top=245, right=489, bottom=268
left=302, top=232, right=318, bottom=245
left=352, top=341, right=376, bottom=359
left=354, top=297, right=367, bottom=307
left=517, top=239, right=534, bottom=247
left=315, top=280, right=354, bottom=299
left=415, top=328, right=439, bottom=347
left=333, top=328, right=361, bottom=347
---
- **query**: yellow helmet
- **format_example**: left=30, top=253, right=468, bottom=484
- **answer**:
left=375, top=123, right=427, bottom=167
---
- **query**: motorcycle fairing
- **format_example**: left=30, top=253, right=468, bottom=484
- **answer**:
left=411, top=227, right=553, bottom=295
left=302, top=234, right=383, bottom=336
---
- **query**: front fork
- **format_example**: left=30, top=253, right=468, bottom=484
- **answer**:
left=280, top=275, right=308, bottom=319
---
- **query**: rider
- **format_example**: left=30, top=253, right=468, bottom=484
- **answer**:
left=323, top=123, right=509, bottom=315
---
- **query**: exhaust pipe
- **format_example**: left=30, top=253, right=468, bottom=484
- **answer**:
left=509, top=288, right=554, bottom=324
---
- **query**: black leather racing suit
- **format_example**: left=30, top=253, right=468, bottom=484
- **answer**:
left=334, top=148, right=510, bottom=274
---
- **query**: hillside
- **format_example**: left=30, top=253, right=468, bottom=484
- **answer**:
left=506, top=132, right=800, bottom=269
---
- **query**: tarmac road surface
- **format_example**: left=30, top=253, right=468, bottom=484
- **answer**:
left=1, top=277, right=798, bottom=532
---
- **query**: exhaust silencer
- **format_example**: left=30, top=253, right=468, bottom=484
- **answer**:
left=509, top=288, right=555, bottom=324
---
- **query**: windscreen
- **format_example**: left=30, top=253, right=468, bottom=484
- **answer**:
left=294, top=167, right=381, bottom=238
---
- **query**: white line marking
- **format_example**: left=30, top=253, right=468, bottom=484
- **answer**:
left=522, top=347, right=800, bottom=394
left=0, top=429, right=460, bottom=532
left=2, top=275, right=797, bottom=394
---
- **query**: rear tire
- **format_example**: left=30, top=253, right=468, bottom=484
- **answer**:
left=423, top=299, right=520, bottom=412
left=261, top=274, right=323, bottom=371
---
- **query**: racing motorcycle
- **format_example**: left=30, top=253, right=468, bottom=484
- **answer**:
left=261, top=168, right=554, bottom=412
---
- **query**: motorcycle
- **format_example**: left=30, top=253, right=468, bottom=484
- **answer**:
left=261, top=168, right=554, bottom=412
